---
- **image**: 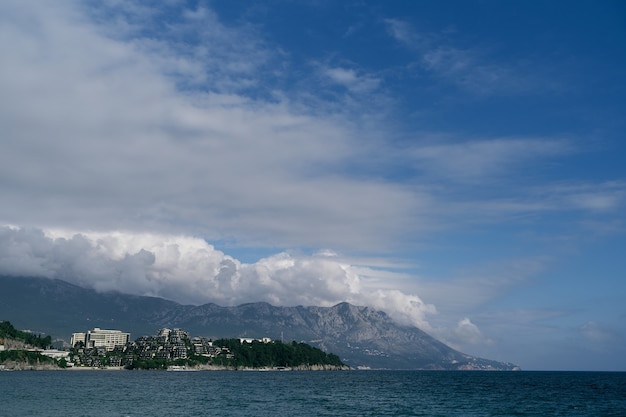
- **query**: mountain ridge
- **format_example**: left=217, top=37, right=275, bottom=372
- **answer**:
left=0, top=276, right=519, bottom=370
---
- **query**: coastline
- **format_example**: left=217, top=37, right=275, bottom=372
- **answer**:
left=1, top=363, right=351, bottom=371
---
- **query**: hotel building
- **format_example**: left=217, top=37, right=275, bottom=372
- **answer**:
left=71, top=328, right=130, bottom=351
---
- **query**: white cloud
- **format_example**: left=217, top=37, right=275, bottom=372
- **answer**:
left=0, top=1, right=615, bottom=253
left=0, top=1, right=426, bottom=252
left=85, top=2, right=273, bottom=92
left=453, top=318, right=491, bottom=346
left=384, top=18, right=421, bottom=47
left=324, top=66, right=381, bottom=94
left=0, top=226, right=435, bottom=329
left=560, top=182, right=625, bottom=212
left=426, top=317, right=493, bottom=351
left=409, top=138, right=571, bottom=182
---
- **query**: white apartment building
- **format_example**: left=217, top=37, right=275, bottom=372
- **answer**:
left=70, top=332, right=85, bottom=347
left=71, top=328, right=130, bottom=351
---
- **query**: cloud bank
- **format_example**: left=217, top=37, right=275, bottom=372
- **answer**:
left=0, top=0, right=426, bottom=252
left=0, top=226, right=435, bottom=329
left=1, top=1, right=619, bottom=251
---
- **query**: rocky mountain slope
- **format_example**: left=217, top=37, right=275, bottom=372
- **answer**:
left=0, top=276, right=519, bottom=370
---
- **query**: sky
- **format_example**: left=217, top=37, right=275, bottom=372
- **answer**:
left=1, top=0, right=625, bottom=371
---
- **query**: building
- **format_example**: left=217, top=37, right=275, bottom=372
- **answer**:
left=72, top=328, right=130, bottom=352
left=70, top=332, right=85, bottom=347
left=32, top=349, right=70, bottom=360
left=86, top=328, right=130, bottom=351
left=239, top=337, right=272, bottom=344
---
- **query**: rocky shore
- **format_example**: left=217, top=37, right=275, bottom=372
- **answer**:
left=0, top=361, right=60, bottom=371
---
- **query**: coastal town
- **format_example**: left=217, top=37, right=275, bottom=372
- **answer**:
left=68, top=327, right=236, bottom=369
left=0, top=322, right=346, bottom=371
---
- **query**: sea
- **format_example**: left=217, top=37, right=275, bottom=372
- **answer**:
left=1, top=370, right=625, bottom=416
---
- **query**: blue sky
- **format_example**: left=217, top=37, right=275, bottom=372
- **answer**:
left=0, top=0, right=625, bottom=371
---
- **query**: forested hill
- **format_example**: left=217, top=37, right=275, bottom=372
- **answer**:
left=0, top=321, right=52, bottom=349
left=213, top=339, right=345, bottom=369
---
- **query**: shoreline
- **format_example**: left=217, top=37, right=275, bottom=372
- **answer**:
left=1, top=363, right=351, bottom=371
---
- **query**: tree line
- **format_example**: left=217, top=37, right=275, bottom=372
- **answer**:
left=126, top=339, right=345, bottom=370
left=0, top=349, right=56, bottom=365
left=212, top=339, right=344, bottom=368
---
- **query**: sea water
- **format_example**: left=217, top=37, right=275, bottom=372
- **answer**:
left=1, top=370, right=625, bottom=416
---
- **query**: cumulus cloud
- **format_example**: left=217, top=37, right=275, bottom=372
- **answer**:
left=453, top=318, right=492, bottom=345
left=426, top=317, right=493, bottom=350
left=0, top=226, right=435, bottom=329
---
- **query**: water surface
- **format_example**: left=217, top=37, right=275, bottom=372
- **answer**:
left=1, top=370, right=624, bottom=416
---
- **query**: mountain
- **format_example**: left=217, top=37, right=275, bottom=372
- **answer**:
left=0, top=276, right=519, bottom=370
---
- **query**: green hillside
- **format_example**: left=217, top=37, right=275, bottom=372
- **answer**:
left=0, top=320, right=52, bottom=349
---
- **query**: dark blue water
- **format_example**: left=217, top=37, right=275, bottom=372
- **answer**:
left=1, top=370, right=624, bottom=416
